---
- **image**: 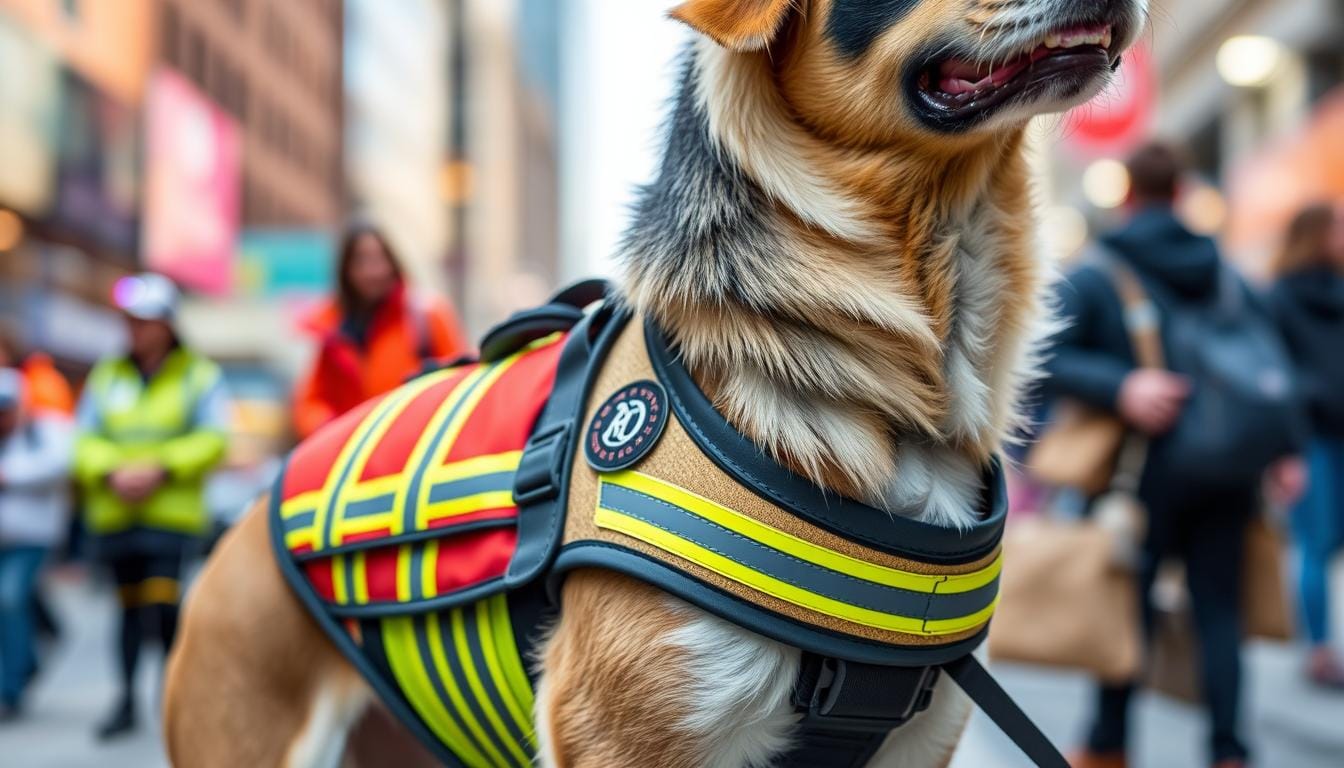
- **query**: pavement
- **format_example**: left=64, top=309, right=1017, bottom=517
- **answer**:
left=3, top=567, right=1343, bottom=768
left=0, top=572, right=166, bottom=768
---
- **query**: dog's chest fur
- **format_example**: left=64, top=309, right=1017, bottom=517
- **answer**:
left=619, top=44, right=1047, bottom=530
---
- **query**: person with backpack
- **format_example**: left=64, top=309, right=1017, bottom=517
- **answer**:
left=74, top=273, right=230, bottom=739
left=1045, top=143, right=1305, bottom=768
left=0, top=368, right=73, bottom=722
left=292, top=224, right=469, bottom=439
left=1268, top=202, right=1344, bottom=689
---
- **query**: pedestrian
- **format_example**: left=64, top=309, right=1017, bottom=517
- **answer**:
left=1044, top=143, right=1302, bottom=768
left=73, top=274, right=229, bottom=740
left=1268, top=202, right=1344, bottom=689
left=0, top=368, right=73, bottom=721
left=0, top=331, right=73, bottom=640
left=292, top=224, right=468, bottom=439
left=0, top=330, right=75, bottom=420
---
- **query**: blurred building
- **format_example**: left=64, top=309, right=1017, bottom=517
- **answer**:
left=344, top=0, right=450, bottom=297
left=0, top=0, right=154, bottom=369
left=0, top=0, right=344, bottom=377
left=155, top=0, right=345, bottom=384
left=157, top=0, right=344, bottom=229
left=447, top=0, right=562, bottom=333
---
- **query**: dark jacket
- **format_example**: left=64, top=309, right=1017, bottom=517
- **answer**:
left=1042, top=207, right=1222, bottom=410
left=1270, top=268, right=1344, bottom=437
left=1041, top=207, right=1232, bottom=497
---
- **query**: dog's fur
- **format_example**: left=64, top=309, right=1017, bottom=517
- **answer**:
left=165, top=1, right=1145, bottom=766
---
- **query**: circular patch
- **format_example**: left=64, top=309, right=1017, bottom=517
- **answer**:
left=585, top=380, right=668, bottom=471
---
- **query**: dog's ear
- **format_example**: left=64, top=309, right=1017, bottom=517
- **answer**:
left=670, top=0, right=797, bottom=52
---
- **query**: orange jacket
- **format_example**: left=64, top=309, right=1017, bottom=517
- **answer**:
left=293, top=286, right=469, bottom=439
left=21, top=353, right=75, bottom=418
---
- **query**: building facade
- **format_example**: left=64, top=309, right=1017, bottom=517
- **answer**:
left=157, top=0, right=344, bottom=229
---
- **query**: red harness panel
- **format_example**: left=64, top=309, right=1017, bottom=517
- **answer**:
left=276, top=335, right=565, bottom=612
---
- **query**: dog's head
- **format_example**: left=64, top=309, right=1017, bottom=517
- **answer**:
left=673, top=0, right=1147, bottom=142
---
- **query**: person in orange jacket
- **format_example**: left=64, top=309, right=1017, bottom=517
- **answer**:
left=0, top=333, right=74, bottom=420
left=294, top=225, right=469, bottom=439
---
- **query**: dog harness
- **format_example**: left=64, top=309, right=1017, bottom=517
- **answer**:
left=272, top=282, right=1069, bottom=768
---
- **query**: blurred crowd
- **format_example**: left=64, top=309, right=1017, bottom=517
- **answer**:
left=0, top=148, right=1342, bottom=768
left=0, top=224, right=470, bottom=736
left=1017, top=143, right=1344, bottom=768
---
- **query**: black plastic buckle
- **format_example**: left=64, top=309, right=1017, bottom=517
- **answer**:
left=793, top=656, right=941, bottom=733
left=513, top=420, right=573, bottom=506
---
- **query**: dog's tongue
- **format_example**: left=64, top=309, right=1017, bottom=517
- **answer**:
left=938, top=56, right=1029, bottom=95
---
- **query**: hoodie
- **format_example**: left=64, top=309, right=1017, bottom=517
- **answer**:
left=1100, top=207, right=1222, bottom=302
left=1043, top=207, right=1224, bottom=411
left=1271, top=268, right=1344, bottom=436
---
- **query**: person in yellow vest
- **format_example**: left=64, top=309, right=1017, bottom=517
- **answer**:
left=73, top=273, right=229, bottom=740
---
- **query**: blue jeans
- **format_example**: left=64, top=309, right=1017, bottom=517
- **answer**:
left=1294, top=439, right=1344, bottom=646
left=0, top=545, right=47, bottom=706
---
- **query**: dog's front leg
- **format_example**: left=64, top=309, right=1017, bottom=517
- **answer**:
left=536, top=569, right=799, bottom=768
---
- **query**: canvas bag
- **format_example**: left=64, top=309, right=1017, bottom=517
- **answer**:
left=990, top=262, right=1157, bottom=682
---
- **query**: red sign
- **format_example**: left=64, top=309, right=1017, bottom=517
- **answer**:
left=1063, top=41, right=1156, bottom=158
left=142, top=69, right=241, bottom=295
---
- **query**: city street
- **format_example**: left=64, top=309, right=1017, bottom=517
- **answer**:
left=3, top=567, right=1342, bottom=767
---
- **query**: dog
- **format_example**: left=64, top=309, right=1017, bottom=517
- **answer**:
left=163, top=1, right=1145, bottom=766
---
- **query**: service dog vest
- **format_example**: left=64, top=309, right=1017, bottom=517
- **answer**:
left=272, top=285, right=1068, bottom=768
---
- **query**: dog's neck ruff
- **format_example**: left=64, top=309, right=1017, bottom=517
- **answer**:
left=270, top=285, right=1067, bottom=768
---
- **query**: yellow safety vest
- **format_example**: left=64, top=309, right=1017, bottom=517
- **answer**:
left=75, top=348, right=227, bottom=540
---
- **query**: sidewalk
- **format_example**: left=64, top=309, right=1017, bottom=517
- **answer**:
left=954, top=560, right=1344, bottom=768
left=0, top=575, right=166, bottom=768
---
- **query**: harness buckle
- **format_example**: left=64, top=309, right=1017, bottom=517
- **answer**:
left=793, top=656, right=941, bottom=733
left=513, top=420, right=573, bottom=506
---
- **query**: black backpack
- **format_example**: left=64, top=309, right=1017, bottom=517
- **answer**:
left=1152, top=268, right=1300, bottom=487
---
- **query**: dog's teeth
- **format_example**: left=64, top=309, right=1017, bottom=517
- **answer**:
left=1100, top=30, right=1113, bottom=48
left=1044, top=34, right=1061, bottom=49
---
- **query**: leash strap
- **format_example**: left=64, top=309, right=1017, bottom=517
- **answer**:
left=777, top=654, right=1067, bottom=768
left=943, top=655, right=1070, bottom=768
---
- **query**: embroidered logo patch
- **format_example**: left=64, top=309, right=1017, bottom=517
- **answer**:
left=585, top=380, right=668, bottom=471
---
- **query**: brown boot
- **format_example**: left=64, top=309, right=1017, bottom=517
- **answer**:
left=1067, top=752, right=1128, bottom=768
left=1211, top=762, right=1246, bottom=768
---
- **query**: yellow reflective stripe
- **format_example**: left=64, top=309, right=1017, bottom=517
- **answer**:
left=308, top=384, right=409, bottom=552
left=489, top=596, right=535, bottom=724
left=332, top=555, right=349, bottom=604
left=924, top=596, right=1001, bottom=634
left=597, top=507, right=981, bottom=637
left=384, top=617, right=492, bottom=768
left=415, top=358, right=521, bottom=530
left=425, top=491, right=518, bottom=520
left=477, top=598, right=534, bottom=748
left=940, top=555, right=1003, bottom=593
left=393, top=366, right=492, bottom=536
left=397, top=544, right=414, bottom=602
left=331, top=370, right=458, bottom=546
left=426, top=614, right=509, bottom=768
left=432, top=451, right=524, bottom=483
left=334, top=513, right=397, bottom=537
left=453, top=608, right=531, bottom=767
left=281, top=491, right=322, bottom=519
left=422, top=539, right=441, bottom=599
left=353, top=552, right=370, bottom=605
left=284, top=530, right=315, bottom=550
left=606, top=471, right=1000, bottom=595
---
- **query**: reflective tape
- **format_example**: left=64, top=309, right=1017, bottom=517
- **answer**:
left=595, top=472, right=1000, bottom=636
